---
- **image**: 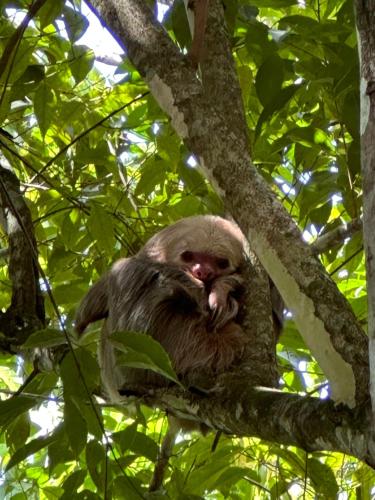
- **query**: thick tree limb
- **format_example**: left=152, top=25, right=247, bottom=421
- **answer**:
left=142, top=382, right=374, bottom=468
left=86, top=0, right=368, bottom=407
left=355, top=0, right=375, bottom=419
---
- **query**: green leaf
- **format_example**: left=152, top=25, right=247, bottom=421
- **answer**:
left=250, top=0, right=297, bottom=5
left=22, top=328, right=67, bottom=349
left=350, top=295, right=367, bottom=321
left=113, top=423, right=158, bottom=461
left=75, top=491, right=102, bottom=499
left=223, top=0, right=239, bottom=33
left=11, top=64, right=45, bottom=99
left=156, top=128, right=181, bottom=163
left=24, top=372, right=59, bottom=396
left=238, top=64, right=253, bottom=105
left=110, top=331, right=180, bottom=385
left=113, top=476, right=144, bottom=500
left=6, top=432, right=58, bottom=471
left=38, top=0, right=65, bottom=29
left=64, top=396, right=88, bottom=457
left=63, top=6, right=89, bottom=42
left=126, top=102, right=148, bottom=128
left=0, top=396, right=37, bottom=427
left=256, top=54, right=284, bottom=107
left=5, top=412, right=30, bottom=450
left=278, top=15, right=320, bottom=34
left=245, top=20, right=274, bottom=54
left=299, top=170, right=338, bottom=221
left=186, top=457, right=235, bottom=494
left=255, top=84, right=300, bottom=138
left=178, top=161, right=208, bottom=196
left=61, top=348, right=100, bottom=395
left=34, top=82, right=56, bottom=136
left=87, top=203, right=116, bottom=255
left=135, top=158, right=168, bottom=197
left=86, top=440, right=106, bottom=492
left=54, top=280, right=87, bottom=305
left=61, top=350, right=103, bottom=439
left=169, top=0, right=192, bottom=48
left=307, top=457, right=339, bottom=498
left=69, top=45, right=95, bottom=84
left=48, top=426, right=74, bottom=472
left=213, top=466, right=252, bottom=493
left=342, top=89, right=360, bottom=139
left=62, top=469, right=87, bottom=495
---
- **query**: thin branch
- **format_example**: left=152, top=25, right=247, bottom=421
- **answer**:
left=149, top=418, right=178, bottom=492
left=311, top=217, right=363, bottom=254
left=0, top=165, right=44, bottom=329
left=95, top=54, right=123, bottom=66
left=186, top=0, right=210, bottom=67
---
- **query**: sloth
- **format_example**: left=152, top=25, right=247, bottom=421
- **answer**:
left=76, top=216, right=257, bottom=399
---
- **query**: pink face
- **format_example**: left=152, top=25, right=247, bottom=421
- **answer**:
left=180, top=250, right=230, bottom=283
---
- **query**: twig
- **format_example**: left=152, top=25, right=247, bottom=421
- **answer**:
left=187, top=0, right=210, bottom=67
left=149, top=417, right=178, bottom=492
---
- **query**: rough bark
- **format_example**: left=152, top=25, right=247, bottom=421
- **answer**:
left=239, top=254, right=279, bottom=387
left=87, top=0, right=368, bottom=407
left=355, top=0, right=375, bottom=419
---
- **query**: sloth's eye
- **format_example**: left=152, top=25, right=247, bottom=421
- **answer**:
left=217, top=258, right=230, bottom=270
left=181, top=251, right=194, bottom=262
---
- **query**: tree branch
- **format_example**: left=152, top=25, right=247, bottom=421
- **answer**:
left=142, top=382, right=374, bottom=468
left=311, top=218, right=363, bottom=255
left=0, top=164, right=44, bottom=343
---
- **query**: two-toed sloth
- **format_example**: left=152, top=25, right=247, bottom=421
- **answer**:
left=75, top=215, right=252, bottom=400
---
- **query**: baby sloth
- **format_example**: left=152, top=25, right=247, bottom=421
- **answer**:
left=76, top=215, right=249, bottom=399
